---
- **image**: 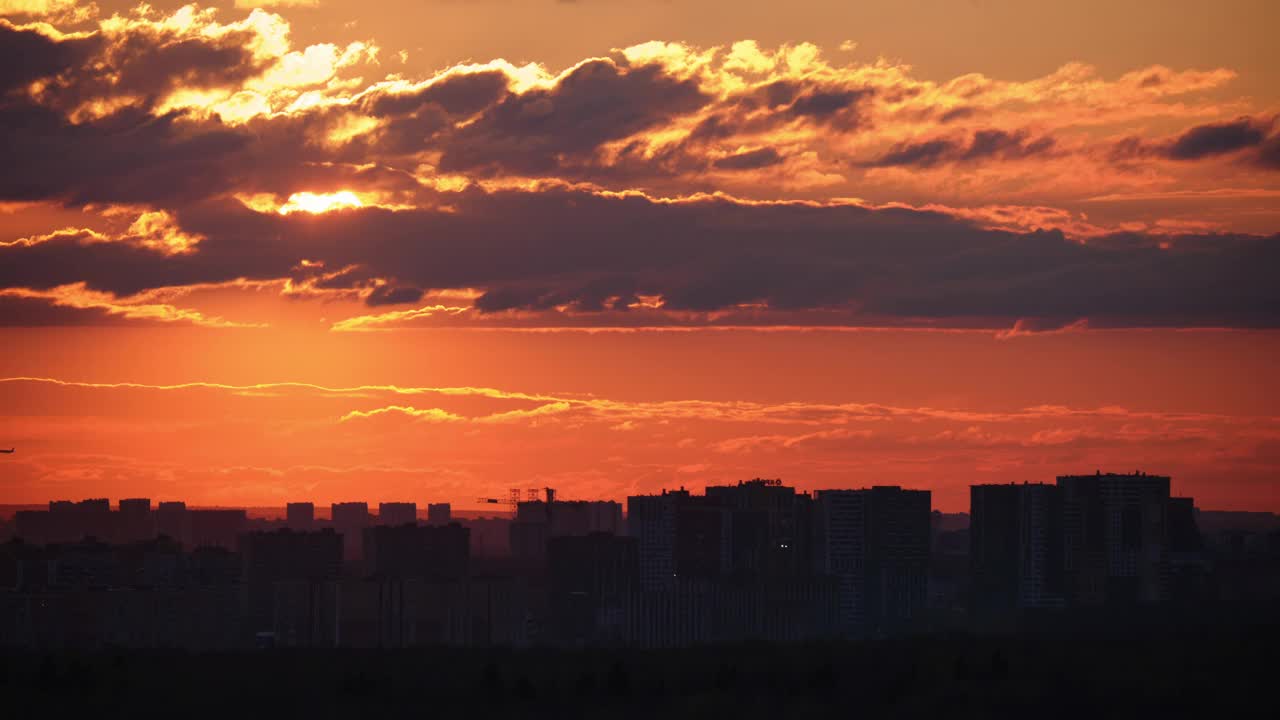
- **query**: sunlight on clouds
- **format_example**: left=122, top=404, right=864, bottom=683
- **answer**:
left=338, top=401, right=572, bottom=425
left=0, top=283, right=262, bottom=328
left=125, top=210, right=204, bottom=255
left=277, top=190, right=365, bottom=214
left=330, top=305, right=471, bottom=332
left=253, top=41, right=374, bottom=92
left=0, top=0, right=95, bottom=21
left=233, top=0, right=319, bottom=8
left=324, top=112, right=380, bottom=146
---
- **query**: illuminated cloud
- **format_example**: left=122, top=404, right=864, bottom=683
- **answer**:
left=2, top=4, right=1278, bottom=332
left=234, top=1, right=320, bottom=8
left=0, top=0, right=94, bottom=21
left=0, top=283, right=261, bottom=327
left=2, top=187, right=1278, bottom=328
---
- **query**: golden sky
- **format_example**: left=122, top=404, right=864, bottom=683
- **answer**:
left=1, top=1, right=1277, bottom=511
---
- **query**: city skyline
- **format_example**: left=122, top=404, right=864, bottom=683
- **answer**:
left=3, top=470, right=1270, bottom=651
left=2, top=0, right=1278, bottom=515
left=2, top=2, right=1276, bottom=713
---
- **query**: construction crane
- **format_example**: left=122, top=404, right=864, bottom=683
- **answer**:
left=0, top=448, right=13, bottom=454
left=475, top=497, right=502, bottom=504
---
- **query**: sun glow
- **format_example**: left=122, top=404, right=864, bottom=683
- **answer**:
left=277, top=191, right=365, bottom=215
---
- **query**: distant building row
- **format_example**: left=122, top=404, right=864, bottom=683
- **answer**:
left=14, top=500, right=453, bottom=560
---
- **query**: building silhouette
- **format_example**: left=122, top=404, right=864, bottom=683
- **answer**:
left=239, top=529, right=343, bottom=639
left=0, top=472, right=1262, bottom=652
left=627, top=489, right=689, bottom=588
left=1058, top=472, right=1169, bottom=606
left=970, top=483, right=1065, bottom=620
left=705, top=478, right=814, bottom=579
left=548, top=532, right=638, bottom=645
left=188, top=509, right=247, bottom=551
left=363, top=522, right=470, bottom=581
left=285, top=502, right=314, bottom=531
left=378, top=502, right=417, bottom=527
left=156, top=501, right=188, bottom=545
left=813, top=487, right=931, bottom=637
left=426, top=503, right=452, bottom=525
left=510, top=497, right=623, bottom=568
left=117, top=498, right=154, bottom=544
left=331, top=502, right=371, bottom=562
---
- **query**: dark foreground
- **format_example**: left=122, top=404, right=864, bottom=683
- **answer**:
left=2, top=624, right=1271, bottom=719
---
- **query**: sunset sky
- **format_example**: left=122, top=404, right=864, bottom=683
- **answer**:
left=1, top=0, right=1277, bottom=512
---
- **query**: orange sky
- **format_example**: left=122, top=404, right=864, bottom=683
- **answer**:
left=1, top=1, right=1278, bottom=512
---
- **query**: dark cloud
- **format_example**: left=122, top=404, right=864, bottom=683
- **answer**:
left=0, top=22, right=277, bottom=206
left=0, top=296, right=156, bottom=327
left=712, top=147, right=783, bottom=170
left=870, top=138, right=955, bottom=168
left=1110, top=117, right=1280, bottom=169
left=962, top=129, right=1054, bottom=161
left=2, top=188, right=1276, bottom=328
left=867, top=129, right=1054, bottom=168
left=1258, top=137, right=1280, bottom=170
left=365, top=285, right=426, bottom=306
left=0, top=22, right=101, bottom=95
left=82, top=29, right=266, bottom=110
left=0, top=21, right=267, bottom=115
left=938, top=106, right=975, bottom=123
left=788, top=88, right=867, bottom=121
left=437, top=59, right=708, bottom=175
left=1167, top=118, right=1268, bottom=160
left=361, top=70, right=510, bottom=118
left=0, top=103, right=250, bottom=205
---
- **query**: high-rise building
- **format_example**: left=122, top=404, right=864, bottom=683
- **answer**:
left=378, top=502, right=417, bottom=527
left=13, top=510, right=51, bottom=546
left=426, top=503, right=452, bottom=525
left=1057, top=472, right=1169, bottom=606
left=705, top=479, right=813, bottom=579
left=627, top=489, right=689, bottom=588
left=548, top=532, right=638, bottom=645
left=674, top=497, right=733, bottom=580
left=331, top=502, right=371, bottom=562
left=813, top=487, right=931, bottom=637
left=239, top=529, right=343, bottom=634
left=970, top=483, right=1064, bottom=618
left=286, top=502, right=314, bottom=531
left=117, top=498, right=153, bottom=544
left=76, top=498, right=113, bottom=542
left=1163, top=496, right=1207, bottom=606
left=509, top=499, right=624, bottom=567
left=188, top=509, right=247, bottom=551
left=155, top=501, right=189, bottom=546
left=363, top=522, right=470, bottom=580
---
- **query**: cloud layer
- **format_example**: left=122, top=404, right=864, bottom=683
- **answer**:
left=1, top=4, right=1278, bottom=331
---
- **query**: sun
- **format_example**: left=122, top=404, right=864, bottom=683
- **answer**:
left=277, top=191, right=365, bottom=215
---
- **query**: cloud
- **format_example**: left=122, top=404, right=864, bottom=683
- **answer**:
left=1167, top=117, right=1269, bottom=160
left=436, top=58, right=709, bottom=175
left=0, top=0, right=94, bottom=21
left=0, top=283, right=262, bottom=328
left=2, top=187, right=1278, bottom=328
left=866, top=129, right=1055, bottom=168
left=234, top=0, right=320, bottom=8
left=339, top=400, right=570, bottom=424
left=1110, top=116, right=1280, bottom=170
left=713, top=147, right=784, bottom=170
left=2, top=6, right=1277, bottom=330
left=7, top=375, right=1263, bottom=431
